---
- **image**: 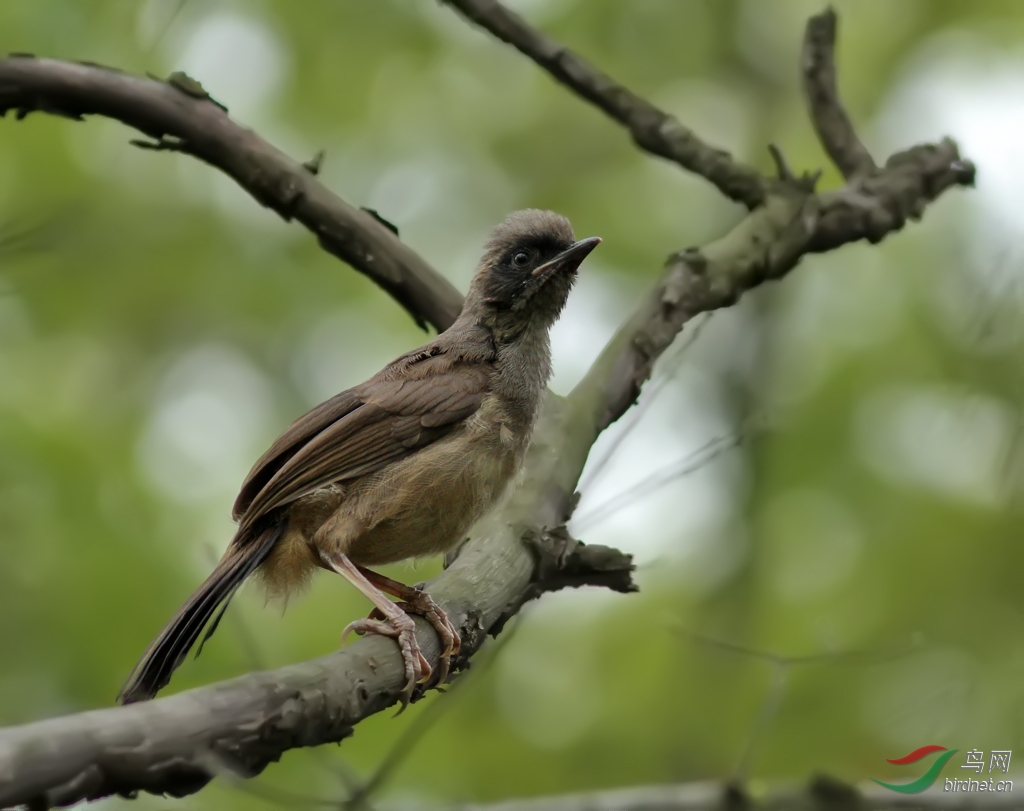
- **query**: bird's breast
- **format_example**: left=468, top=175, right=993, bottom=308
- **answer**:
left=265, top=413, right=526, bottom=592
left=320, top=403, right=528, bottom=566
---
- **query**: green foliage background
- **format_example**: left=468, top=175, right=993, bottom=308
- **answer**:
left=0, top=0, right=1021, bottom=807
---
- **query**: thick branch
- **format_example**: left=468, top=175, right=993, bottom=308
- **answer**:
left=440, top=0, right=767, bottom=210
left=0, top=56, right=464, bottom=332
left=801, top=8, right=877, bottom=179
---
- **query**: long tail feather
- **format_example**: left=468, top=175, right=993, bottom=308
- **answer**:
left=117, top=521, right=284, bottom=704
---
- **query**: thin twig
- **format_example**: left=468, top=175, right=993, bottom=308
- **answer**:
left=142, top=0, right=189, bottom=55
left=578, top=314, right=711, bottom=494
left=679, top=629, right=922, bottom=784
left=573, top=431, right=743, bottom=533
left=733, top=663, right=788, bottom=784
left=681, top=629, right=921, bottom=668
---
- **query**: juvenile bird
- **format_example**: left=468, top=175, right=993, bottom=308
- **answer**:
left=118, top=210, right=600, bottom=704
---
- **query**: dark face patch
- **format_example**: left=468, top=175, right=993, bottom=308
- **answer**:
left=462, top=210, right=598, bottom=338
left=480, top=233, right=578, bottom=309
left=475, top=209, right=578, bottom=310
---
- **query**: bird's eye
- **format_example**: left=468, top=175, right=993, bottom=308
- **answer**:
left=512, top=251, right=530, bottom=268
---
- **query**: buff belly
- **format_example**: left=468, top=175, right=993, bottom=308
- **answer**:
left=257, top=427, right=521, bottom=599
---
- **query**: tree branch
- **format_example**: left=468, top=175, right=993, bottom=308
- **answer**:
left=0, top=56, right=464, bottom=332
left=801, top=8, right=877, bottom=179
left=0, top=7, right=975, bottom=809
left=440, top=0, right=768, bottom=210
left=569, top=137, right=972, bottom=439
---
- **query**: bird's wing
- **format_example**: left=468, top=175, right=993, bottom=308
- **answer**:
left=232, top=388, right=363, bottom=520
left=233, top=351, right=490, bottom=527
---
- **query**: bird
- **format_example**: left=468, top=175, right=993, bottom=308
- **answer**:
left=118, top=209, right=600, bottom=705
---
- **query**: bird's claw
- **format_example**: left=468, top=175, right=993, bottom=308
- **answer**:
left=362, top=590, right=461, bottom=687
left=342, top=615, right=431, bottom=708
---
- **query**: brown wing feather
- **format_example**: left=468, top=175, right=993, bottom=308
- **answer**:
left=232, top=389, right=363, bottom=519
left=234, top=352, right=491, bottom=530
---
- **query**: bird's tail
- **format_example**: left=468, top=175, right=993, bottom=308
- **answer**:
left=117, top=521, right=284, bottom=704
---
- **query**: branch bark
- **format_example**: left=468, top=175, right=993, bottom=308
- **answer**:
left=0, top=7, right=974, bottom=808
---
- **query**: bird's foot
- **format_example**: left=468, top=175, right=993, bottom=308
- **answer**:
left=364, top=589, right=461, bottom=686
left=342, top=614, right=431, bottom=708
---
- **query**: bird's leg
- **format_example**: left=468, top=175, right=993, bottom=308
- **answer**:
left=357, top=566, right=461, bottom=686
left=319, top=551, right=431, bottom=704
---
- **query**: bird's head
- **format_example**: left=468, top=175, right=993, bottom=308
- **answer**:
left=462, top=209, right=600, bottom=341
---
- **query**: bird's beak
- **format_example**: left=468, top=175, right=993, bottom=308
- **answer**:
left=531, top=236, right=602, bottom=277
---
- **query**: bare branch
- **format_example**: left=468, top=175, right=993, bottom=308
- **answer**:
left=440, top=0, right=768, bottom=210
left=569, top=137, right=972, bottom=438
left=801, top=8, right=878, bottom=179
left=0, top=56, right=464, bottom=332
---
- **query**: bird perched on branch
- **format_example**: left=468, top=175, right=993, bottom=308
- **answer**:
left=118, top=210, right=600, bottom=705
